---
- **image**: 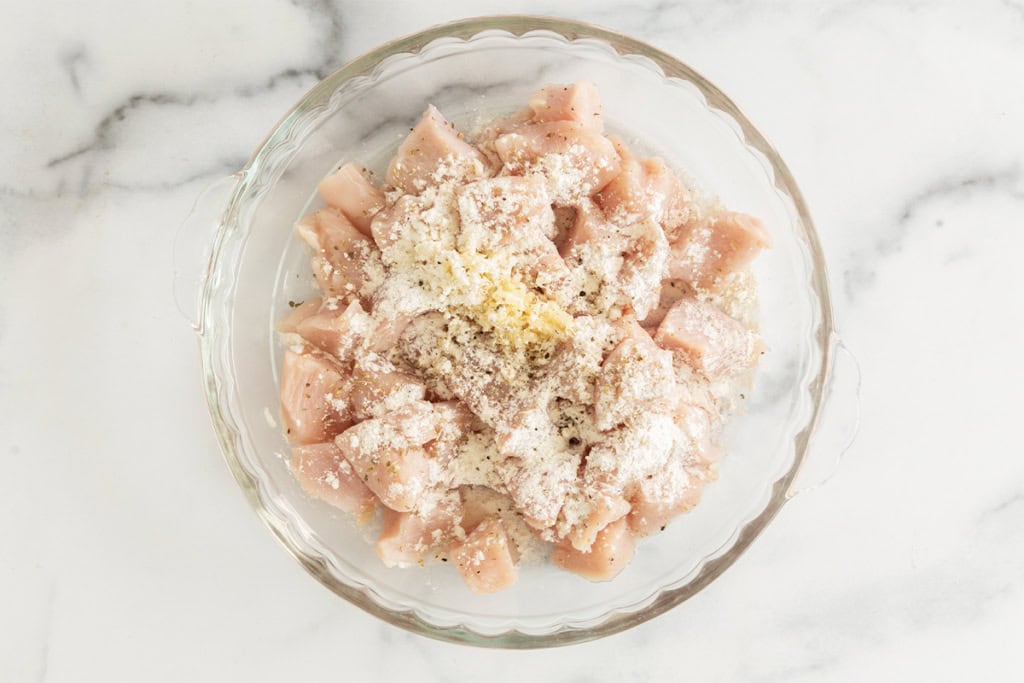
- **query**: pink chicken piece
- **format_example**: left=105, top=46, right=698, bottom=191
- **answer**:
left=495, top=407, right=579, bottom=529
left=527, top=80, right=604, bottom=133
left=291, top=442, right=378, bottom=524
left=334, top=401, right=440, bottom=512
left=561, top=491, right=631, bottom=552
left=653, top=296, right=760, bottom=382
left=295, top=207, right=383, bottom=304
left=627, top=456, right=703, bottom=536
left=317, top=162, right=385, bottom=237
left=593, top=318, right=677, bottom=431
left=451, top=517, right=519, bottom=594
left=552, top=517, right=635, bottom=581
left=279, top=349, right=353, bottom=445
left=376, top=495, right=461, bottom=568
left=639, top=280, right=693, bottom=329
left=616, top=218, right=669, bottom=320
left=456, top=175, right=574, bottom=300
left=559, top=198, right=618, bottom=259
left=275, top=296, right=323, bottom=334
left=386, top=105, right=491, bottom=194
left=494, top=120, right=621, bottom=205
left=294, top=299, right=375, bottom=362
left=597, top=139, right=692, bottom=238
left=455, top=175, right=557, bottom=246
left=427, top=401, right=483, bottom=467
left=667, top=211, right=771, bottom=289
left=348, top=353, right=428, bottom=420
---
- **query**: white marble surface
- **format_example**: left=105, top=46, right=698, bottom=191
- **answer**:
left=3, top=0, right=1023, bottom=679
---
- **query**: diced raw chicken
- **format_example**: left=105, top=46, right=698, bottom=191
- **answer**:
left=427, top=401, right=484, bottom=467
left=451, top=517, right=519, bottom=594
left=458, top=486, right=514, bottom=534
left=585, top=412, right=679, bottom=492
left=456, top=175, right=556, bottom=247
left=386, top=106, right=491, bottom=194
left=494, top=121, right=621, bottom=205
left=295, top=207, right=383, bottom=304
left=666, top=211, right=771, bottom=289
left=559, top=198, right=617, bottom=258
left=527, top=81, right=604, bottom=133
left=291, top=442, right=378, bottom=523
left=495, top=407, right=579, bottom=528
left=367, top=312, right=415, bottom=354
left=544, top=315, right=618, bottom=405
left=317, top=162, right=385, bottom=236
left=400, top=313, right=523, bottom=429
left=561, top=202, right=669, bottom=319
left=593, top=317, right=676, bottom=431
left=334, top=401, right=440, bottom=512
left=348, top=352, right=427, bottom=420
left=279, top=349, right=353, bottom=444
left=674, top=399, right=722, bottom=465
left=551, top=517, right=635, bottom=581
left=597, top=140, right=692, bottom=236
left=376, top=494, right=461, bottom=567
left=640, top=280, right=692, bottom=329
left=551, top=205, right=577, bottom=254
left=367, top=277, right=433, bottom=352
left=616, top=218, right=670, bottom=320
left=275, top=296, right=323, bottom=334
left=560, top=490, right=631, bottom=552
left=653, top=296, right=760, bottom=382
left=294, top=299, right=375, bottom=362
left=627, top=456, right=703, bottom=535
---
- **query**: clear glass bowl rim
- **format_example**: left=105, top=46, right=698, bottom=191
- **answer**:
left=198, top=14, right=837, bottom=648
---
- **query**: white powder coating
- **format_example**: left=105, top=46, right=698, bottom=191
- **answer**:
left=281, top=85, right=766, bottom=591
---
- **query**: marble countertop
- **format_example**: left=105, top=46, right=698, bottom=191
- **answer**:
left=3, top=0, right=1023, bottom=680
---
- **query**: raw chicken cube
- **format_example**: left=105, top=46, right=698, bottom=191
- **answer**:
left=667, top=211, right=771, bottom=288
left=400, top=313, right=523, bottom=429
left=275, top=296, right=323, bottom=334
left=317, top=162, right=385, bottom=237
left=495, top=407, right=579, bottom=528
left=279, top=349, right=353, bottom=444
left=334, top=401, right=440, bottom=512
left=559, top=198, right=617, bottom=258
left=627, top=456, right=703, bottom=535
left=386, top=105, right=491, bottom=194
left=616, top=218, right=670, bottom=320
left=295, top=207, right=383, bottom=304
left=639, top=280, right=693, bottom=329
left=593, top=318, right=676, bottom=431
left=427, top=401, right=484, bottom=467
left=291, top=442, right=378, bottom=524
left=561, top=491, right=631, bottom=552
left=544, top=315, right=618, bottom=405
left=494, top=121, right=621, bottom=205
left=376, top=494, right=460, bottom=567
left=456, top=175, right=557, bottom=248
left=527, top=80, right=604, bottom=133
left=294, top=299, right=375, bottom=362
left=348, top=352, right=427, bottom=420
left=597, top=141, right=692, bottom=236
left=451, top=517, right=519, bottom=594
left=674, top=399, right=722, bottom=465
left=552, top=517, right=635, bottom=581
left=653, top=296, right=760, bottom=382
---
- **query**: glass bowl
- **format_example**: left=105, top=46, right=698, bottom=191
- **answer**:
left=174, top=15, right=858, bottom=648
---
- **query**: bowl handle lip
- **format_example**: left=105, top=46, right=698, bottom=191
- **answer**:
left=173, top=174, right=243, bottom=333
left=786, top=332, right=862, bottom=499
